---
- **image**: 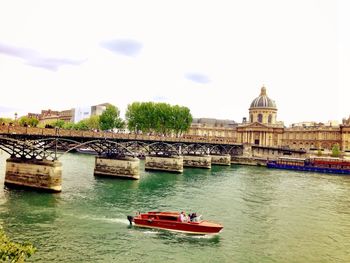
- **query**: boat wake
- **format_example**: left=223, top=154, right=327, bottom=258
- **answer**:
left=64, top=213, right=130, bottom=225
left=97, top=217, right=130, bottom=225
left=142, top=230, right=159, bottom=235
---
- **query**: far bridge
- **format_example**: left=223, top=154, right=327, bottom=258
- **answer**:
left=0, top=125, right=243, bottom=192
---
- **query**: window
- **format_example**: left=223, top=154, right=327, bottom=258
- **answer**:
left=268, top=114, right=272, bottom=124
left=250, top=114, right=253, bottom=122
left=258, top=114, right=263, bottom=123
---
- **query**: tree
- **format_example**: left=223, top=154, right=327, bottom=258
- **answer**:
left=63, top=122, right=75, bottom=130
left=85, top=115, right=100, bottom=130
left=99, top=105, right=124, bottom=131
left=74, top=119, right=90, bottom=130
left=18, top=117, right=39, bottom=127
left=51, top=120, right=66, bottom=128
left=0, top=117, right=14, bottom=125
left=0, top=228, right=36, bottom=262
left=125, top=102, right=193, bottom=136
left=125, top=102, right=141, bottom=133
left=172, top=106, right=192, bottom=136
left=331, top=143, right=340, bottom=157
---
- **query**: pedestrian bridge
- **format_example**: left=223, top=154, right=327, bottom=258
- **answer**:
left=0, top=125, right=242, bottom=192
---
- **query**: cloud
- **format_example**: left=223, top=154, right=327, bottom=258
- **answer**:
left=26, top=57, right=83, bottom=71
left=0, top=42, right=84, bottom=71
left=101, top=39, right=143, bottom=57
left=0, top=43, right=35, bottom=58
left=185, top=73, right=211, bottom=84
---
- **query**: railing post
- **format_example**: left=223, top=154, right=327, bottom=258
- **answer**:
left=54, top=138, right=58, bottom=160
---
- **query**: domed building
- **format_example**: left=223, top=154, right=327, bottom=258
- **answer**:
left=249, top=86, right=277, bottom=125
left=236, top=86, right=284, bottom=147
left=186, top=85, right=347, bottom=153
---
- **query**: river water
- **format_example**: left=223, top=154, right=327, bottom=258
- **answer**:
left=0, top=152, right=350, bottom=263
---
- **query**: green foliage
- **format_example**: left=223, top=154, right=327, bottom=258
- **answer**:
left=51, top=120, right=66, bottom=128
left=18, top=117, right=39, bottom=127
left=37, top=116, right=101, bottom=131
left=331, top=143, right=340, bottom=157
left=62, top=122, right=75, bottom=130
left=125, top=102, right=192, bottom=135
left=0, top=117, right=13, bottom=124
left=317, top=149, right=322, bottom=156
left=99, top=105, right=124, bottom=131
left=85, top=115, right=100, bottom=130
left=0, top=228, right=36, bottom=262
left=74, top=119, right=89, bottom=130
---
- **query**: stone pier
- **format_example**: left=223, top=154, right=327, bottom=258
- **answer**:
left=183, top=155, right=211, bottom=169
left=5, top=158, right=62, bottom=192
left=211, top=154, right=231, bottom=166
left=145, top=155, right=183, bottom=173
left=231, top=156, right=268, bottom=166
left=94, top=156, right=140, bottom=179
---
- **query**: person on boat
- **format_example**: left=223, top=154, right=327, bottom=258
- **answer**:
left=189, top=212, right=197, bottom=222
left=179, top=211, right=188, bottom=222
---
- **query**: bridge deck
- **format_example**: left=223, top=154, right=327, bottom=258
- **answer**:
left=0, top=125, right=240, bottom=146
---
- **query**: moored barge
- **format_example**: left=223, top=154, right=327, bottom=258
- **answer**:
left=267, top=156, right=350, bottom=175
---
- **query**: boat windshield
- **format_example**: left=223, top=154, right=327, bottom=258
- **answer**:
left=191, top=215, right=202, bottom=222
left=157, top=215, right=178, bottom=221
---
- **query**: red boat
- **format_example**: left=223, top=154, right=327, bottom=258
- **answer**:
left=127, top=211, right=223, bottom=235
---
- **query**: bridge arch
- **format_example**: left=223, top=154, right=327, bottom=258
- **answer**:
left=147, top=142, right=180, bottom=156
left=61, top=139, right=136, bottom=158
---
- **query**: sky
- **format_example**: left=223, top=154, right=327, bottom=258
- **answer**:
left=0, top=0, right=349, bottom=126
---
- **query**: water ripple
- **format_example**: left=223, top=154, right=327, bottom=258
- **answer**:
left=0, top=155, right=350, bottom=262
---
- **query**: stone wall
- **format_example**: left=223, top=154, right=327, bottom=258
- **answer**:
left=5, top=158, right=62, bottom=192
left=94, top=156, right=140, bottom=179
left=211, top=155, right=231, bottom=166
left=231, top=156, right=267, bottom=166
left=183, top=155, right=211, bottom=168
left=145, top=156, right=183, bottom=173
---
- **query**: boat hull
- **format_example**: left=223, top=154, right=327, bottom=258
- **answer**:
left=267, top=163, right=350, bottom=175
left=133, top=219, right=223, bottom=234
left=130, top=212, right=223, bottom=235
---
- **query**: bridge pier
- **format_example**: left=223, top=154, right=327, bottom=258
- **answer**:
left=94, top=156, right=140, bottom=179
left=145, top=155, right=183, bottom=173
left=211, top=154, right=231, bottom=166
left=183, top=155, right=211, bottom=169
left=5, top=158, right=62, bottom=192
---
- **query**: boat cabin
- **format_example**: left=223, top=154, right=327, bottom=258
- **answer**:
left=141, top=212, right=180, bottom=221
left=139, top=211, right=201, bottom=223
left=311, top=157, right=350, bottom=169
left=274, top=157, right=306, bottom=166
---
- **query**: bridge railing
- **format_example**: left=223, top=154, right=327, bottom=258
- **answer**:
left=0, top=125, right=239, bottom=145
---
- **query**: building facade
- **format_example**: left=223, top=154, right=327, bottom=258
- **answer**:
left=27, top=103, right=111, bottom=125
left=28, top=109, right=74, bottom=125
left=186, top=86, right=350, bottom=152
left=74, top=103, right=111, bottom=123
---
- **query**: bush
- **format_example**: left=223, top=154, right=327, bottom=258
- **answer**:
left=331, top=143, right=340, bottom=157
left=0, top=228, right=36, bottom=262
